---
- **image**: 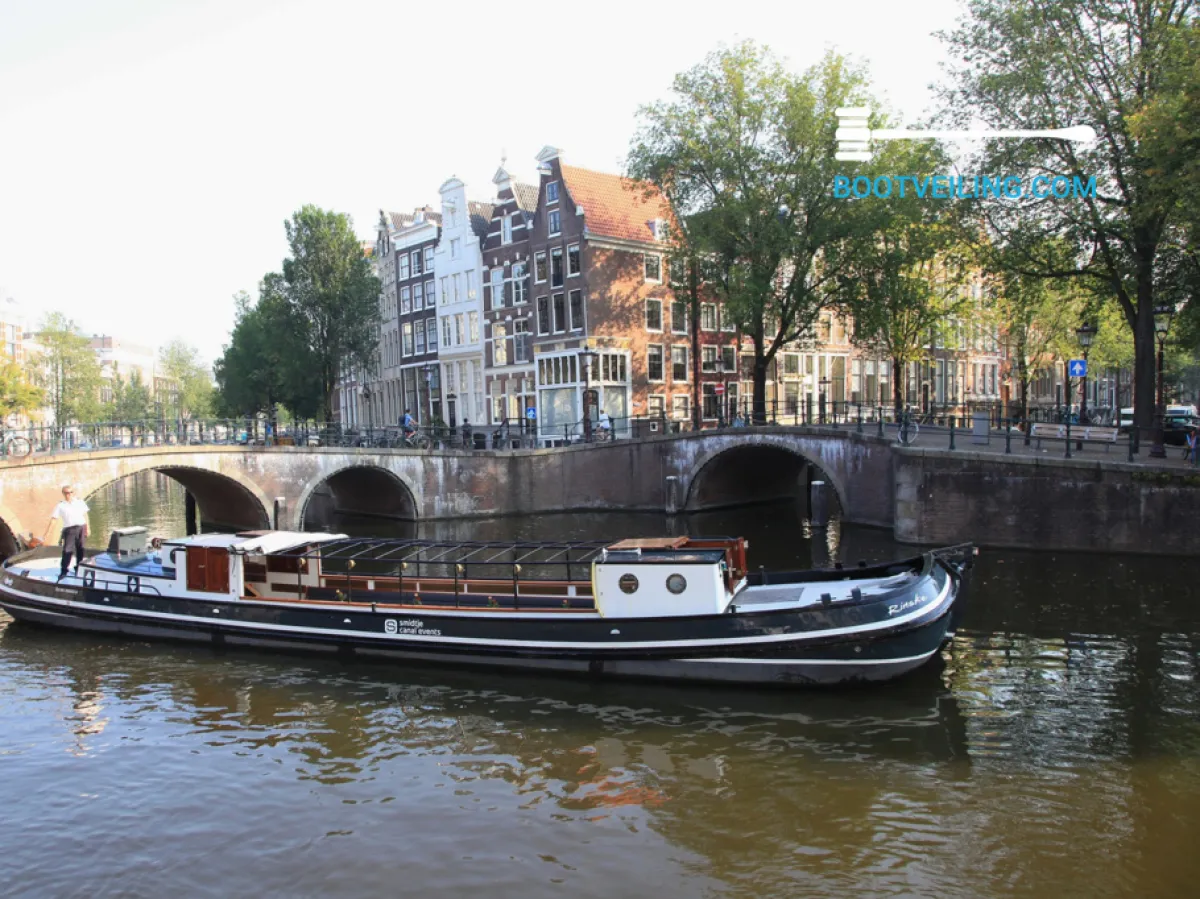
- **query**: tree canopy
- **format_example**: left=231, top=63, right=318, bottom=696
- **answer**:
left=0, top=360, right=43, bottom=422
left=158, top=339, right=214, bottom=420
left=30, top=313, right=103, bottom=426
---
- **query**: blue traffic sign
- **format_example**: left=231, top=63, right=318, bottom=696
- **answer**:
left=525, top=407, right=537, bottom=421
left=1068, top=359, right=1087, bottom=377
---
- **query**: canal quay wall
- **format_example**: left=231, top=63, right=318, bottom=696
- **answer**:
left=893, top=450, right=1200, bottom=556
left=0, top=433, right=1196, bottom=557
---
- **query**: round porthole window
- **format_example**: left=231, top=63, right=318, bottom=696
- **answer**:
left=618, top=574, right=639, bottom=594
left=666, top=574, right=687, bottom=594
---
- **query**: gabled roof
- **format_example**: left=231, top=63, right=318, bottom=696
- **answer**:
left=468, top=200, right=495, bottom=239
left=560, top=165, right=672, bottom=244
left=513, top=182, right=539, bottom=213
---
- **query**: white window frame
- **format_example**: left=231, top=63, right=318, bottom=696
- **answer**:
left=534, top=251, right=547, bottom=284
left=645, top=298, right=663, bottom=332
left=501, top=215, right=513, bottom=245
left=548, top=209, right=561, bottom=236
left=644, top=254, right=662, bottom=283
left=647, top=343, right=665, bottom=383
left=546, top=181, right=559, bottom=204
left=567, top=244, right=581, bottom=277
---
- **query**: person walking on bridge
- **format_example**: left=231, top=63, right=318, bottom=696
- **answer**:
left=43, top=484, right=89, bottom=581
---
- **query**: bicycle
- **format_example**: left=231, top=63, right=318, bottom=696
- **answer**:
left=401, top=430, right=433, bottom=451
left=895, top=412, right=920, bottom=446
left=2, top=429, right=32, bottom=458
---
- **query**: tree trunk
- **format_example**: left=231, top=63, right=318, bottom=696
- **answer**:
left=752, top=356, right=769, bottom=425
left=690, top=258, right=702, bottom=431
left=1132, top=271, right=1157, bottom=432
left=892, top=357, right=903, bottom=418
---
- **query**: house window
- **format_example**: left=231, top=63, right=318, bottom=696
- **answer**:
left=424, top=246, right=434, bottom=271
left=551, top=247, right=564, bottom=287
left=567, top=244, right=580, bottom=276
left=465, top=272, right=476, bottom=300
left=644, top=254, right=662, bottom=282
left=402, top=322, right=414, bottom=356
left=493, top=323, right=508, bottom=366
left=702, top=383, right=719, bottom=419
left=468, top=311, right=479, bottom=343
left=426, top=279, right=435, bottom=307
left=411, top=251, right=422, bottom=275
left=536, top=297, right=550, bottom=335
left=427, top=317, right=437, bottom=352
left=645, top=298, right=663, bottom=331
left=569, top=290, right=583, bottom=332
left=514, top=320, right=530, bottom=363
left=722, top=346, right=737, bottom=372
left=548, top=210, right=561, bottom=235
left=490, top=268, right=506, bottom=308
left=535, top=252, right=547, bottom=283
left=454, top=314, right=464, bottom=345
left=671, top=302, right=687, bottom=334
left=442, top=317, right=452, bottom=348
left=783, top=353, right=800, bottom=376
left=502, top=215, right=513, bottom=245
left=399, top=255, right=410, bottom=280
left=413, top=282, right=424, bottom=311
left=553, top=293, right=566, bottom=333
left=648, top=345, right=664, bottom=382
left=701, top=346, right=718, bottom=373
left=672, top=346, right=689, bottom=381
left=401, top=286, right=411, bottom=314
left=720, top=307, right=736, bottom=331
left=415, top=322, right=426, bottom=355
left=647, top=395, right=665, bottom=418
left=700, top=304, right=716, bottom=331
left=547, top=181, right=559, bottom=203
left=450, top=238, right=460, bottom=259
left=440, top=277, right=448, bottom=304
left=512, top=262, right=528, bottom=304
left=672, top=395, right=689, bottom=420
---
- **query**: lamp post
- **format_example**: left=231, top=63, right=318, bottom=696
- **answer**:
left=1075, top=322, right=1096, bottom=447
left=579, top=347, right=598, bottom=441
left=819, top=378, right=830, bottom=424
left=1149, top=304, right=1174, bottom=459
left=421, top=363, right=434, bottom=431
left=361, top=383, right=374, bottom=436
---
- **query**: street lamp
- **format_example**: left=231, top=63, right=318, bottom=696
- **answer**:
left=422, top=362, right=434, bottom=431
left=819, top=378, right=831, bottom=424
left=579, top=347, right=599, bottom=441
left=1075, top=322, right=1097, bottom=443
left=1149, top=304, right=1174, bottom=459
left=360, top=383, right=374, bottom=436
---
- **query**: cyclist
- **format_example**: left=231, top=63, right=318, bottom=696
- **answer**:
left=597, top=409, right=612, bottom=441
left=401, top=409, right=417, bottom=442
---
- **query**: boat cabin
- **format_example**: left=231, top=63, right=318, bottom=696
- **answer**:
left=84, top=530, right=750, bottom=618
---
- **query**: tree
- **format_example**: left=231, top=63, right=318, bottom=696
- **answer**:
left=0, top=360, right=43, bottom=422
left=828, top=142, right=972, bottom=415
left=158, top=339, right=214, bottom=420
left=29, top=312, right=103, bottom=427
left=107, top=369, right=152, bottom=424
left=279, top=206, right=380, bottom=421
left=628, top=42, right=876, bottom=423
left=939, top=0, right=1200, bottom=430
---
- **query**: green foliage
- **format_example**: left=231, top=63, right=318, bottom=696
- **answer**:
left=0, top=360, right=43, bottom=420
left=216, top=207, right=380, bottom=422
left=938, top=0, right=1200, bottom=428
left=158, top=339, right=214, bottom=420
left=29, top=312, right=103, bottom=426
left=107, top=369, right=152, bottom=423
left=628, top=41, right=878, bottom=421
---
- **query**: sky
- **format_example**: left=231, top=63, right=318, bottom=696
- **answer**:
left=0, top=0, right=961, bottom=367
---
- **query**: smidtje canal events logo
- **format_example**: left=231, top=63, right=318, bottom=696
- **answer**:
left=832, top=107, right=1097, bottom=200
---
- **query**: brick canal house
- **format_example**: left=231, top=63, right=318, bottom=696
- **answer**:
left=432, top=177, right=493, bottom=432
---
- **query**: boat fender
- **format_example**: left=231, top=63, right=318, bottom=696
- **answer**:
left=820, top=592, right=832, bottom=605
left=128, top=575, right=140, bottom=594
left=151, top=537, right=163, bottom=549
left=83, top=569, right=96, bottom=588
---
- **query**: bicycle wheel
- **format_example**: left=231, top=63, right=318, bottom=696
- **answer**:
left=414, top=435, right=433, bottom=451
left=897, top=419, right=919, bottom=446
left=7, top=436, right=31, bottom=458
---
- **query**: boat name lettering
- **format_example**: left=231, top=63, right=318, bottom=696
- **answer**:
left=384, top=618, right=441, bottom=637
left=887, top=597, right=924, bottom=616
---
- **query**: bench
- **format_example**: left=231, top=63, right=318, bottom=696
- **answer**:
left=1029, top=423, right=1120, bottom=452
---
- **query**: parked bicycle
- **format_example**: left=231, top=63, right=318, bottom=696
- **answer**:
left=1, top=429, right=32, bottom=458
left=896, top=411, right=920, bottom=446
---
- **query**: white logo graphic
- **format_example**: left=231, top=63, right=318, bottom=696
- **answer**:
left=384, top=619, right=398, bottom=634
left=835, top=107, right=1096, bottom=162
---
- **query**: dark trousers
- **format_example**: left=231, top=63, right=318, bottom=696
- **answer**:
left=60, top=525, right=85, bottom=577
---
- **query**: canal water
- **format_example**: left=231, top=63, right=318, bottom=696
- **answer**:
left=1, top=472, right=1197, bottom=897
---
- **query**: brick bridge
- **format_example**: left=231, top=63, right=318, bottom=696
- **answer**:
left=0, top=429, right=887, bottom=553
left=1, top=428, right=1195, bottom=556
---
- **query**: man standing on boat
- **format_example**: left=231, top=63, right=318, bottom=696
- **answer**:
left=43, top=485, right=89, bottom=580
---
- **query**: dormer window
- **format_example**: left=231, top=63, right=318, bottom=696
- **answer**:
left=546, top=182, right=559, bottom=204
left=651, top=218, right=668, bottom=240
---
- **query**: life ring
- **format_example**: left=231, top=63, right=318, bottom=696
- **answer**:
left=83, top=569, right=95, bottom=588
left=151, top=536, right=163, bottom=549
left=127, top=575, right=140, bottom=594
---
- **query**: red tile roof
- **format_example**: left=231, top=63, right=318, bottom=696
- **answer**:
left=560, top=165, right=672, bottom=244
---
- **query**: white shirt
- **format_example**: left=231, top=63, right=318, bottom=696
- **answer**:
left=598, top=413, right=611, bottom=429
left=52, top=499, right=90, bottom=528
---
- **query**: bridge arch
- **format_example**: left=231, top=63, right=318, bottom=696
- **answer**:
left=83, top=464, right=272, bottom=533
left=682, top=437, right=847, bottom=516
left=297, top=463, right=419, bottom=529
left=0, top=500, right=24, bottom=558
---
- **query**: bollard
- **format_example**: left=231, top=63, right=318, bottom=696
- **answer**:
left=273, top=497, right=287, bottom=530
left=949, top=417, right=956, bottom=451
left=809, top=479, right=829, bottom=527
left=857, top=405, right=863, bottom=433
left=664, top=475, right=680, bottom=515
left=1065, top=419, right=1072, bottom=459
left=1127, top=430, right=1135, bottom=463
left=1005, top=425, right=1012, bottom=454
